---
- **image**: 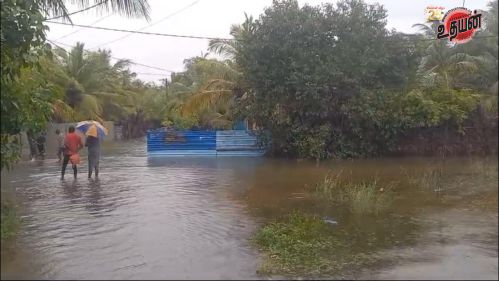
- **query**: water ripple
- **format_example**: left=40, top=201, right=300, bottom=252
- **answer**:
left=2, top=143, right=260, bottom=279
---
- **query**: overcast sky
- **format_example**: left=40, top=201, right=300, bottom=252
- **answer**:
left=46, top=0, right=491, bottom=83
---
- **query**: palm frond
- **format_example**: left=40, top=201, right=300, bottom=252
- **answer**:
left=112, top=59, right=132, bottom=71
left=208, top=114, right=233, bottom=129
left=52, top=99, right=77, bottom=122
left=47, top=0, right=151, bottom=21
left=200, top=79, right=235, bottom=91
left=208, top=39, right=237, bottom=59
left=97, top=0, right=151, bottom=20
left=412, top=23, right=436, bottom=38
left=77, top=94, right=103, bottom=120
left=91, top=91, right=121, bottom=98
left=38, top=0, right=72, bottom=22
left=181, top=89, right=233, bottom=117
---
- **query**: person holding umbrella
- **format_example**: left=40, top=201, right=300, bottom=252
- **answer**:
left=85, top=126, right=101, bottom=179
left=76, top=121, right=108, bottom=179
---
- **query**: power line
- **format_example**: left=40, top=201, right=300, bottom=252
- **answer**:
left=382, top=33, right=497, bottom=43
left=47, top=19, right=496, bottom=43
left=45, top=1, right=107, bottom=21
left=90, top=0, right=201, bottom=50
left=128, top=62, right=175, bottom=73
left=135, top=72, right=170, bottom=76
left=45, top=21, right=233, bottom=41
left=48, top=39, right=177, bottom=73
left=55, top=14, right=114, bottom=41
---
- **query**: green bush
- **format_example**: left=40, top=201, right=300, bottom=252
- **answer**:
left=0, top=201, right=19, bottom=242
left=314, top=173, right=393, bottom=215
left=401, top=88, right=480, bottom=130
left=254, top=212, right=374, bottom=277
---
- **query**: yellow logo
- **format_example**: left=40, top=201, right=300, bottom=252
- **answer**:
left=426, top=6, right=445, bottom=21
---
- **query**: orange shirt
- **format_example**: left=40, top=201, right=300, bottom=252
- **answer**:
left=64, top=132, right=83, bottom=155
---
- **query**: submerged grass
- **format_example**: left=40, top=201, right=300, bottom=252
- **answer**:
left=468, top=159, right=498, bottom=179
left=418, top=167, right=444, bottom=191
left=1, top=201, right=19, bottom=242
left=314, top=172, right=393, bottom=215
left=254, top=212, right=375, bottom=277
left=254, top=159, right=497, bottom=277
left=415, top=159, right=497, bottom=193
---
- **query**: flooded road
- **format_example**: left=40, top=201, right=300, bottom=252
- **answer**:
left=1, top=140, right=497, bottom=279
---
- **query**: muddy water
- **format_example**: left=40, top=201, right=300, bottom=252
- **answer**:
left=1, top=140, right=497, bottom=279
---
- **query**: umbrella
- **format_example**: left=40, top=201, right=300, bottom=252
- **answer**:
left=76, top=120, right=108, bottom=139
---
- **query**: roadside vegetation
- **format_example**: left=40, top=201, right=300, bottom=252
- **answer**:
left=314, top=172, right=393, bottom=215
left=413, top=158, right=498, bottom=192
left=0, top=0, right=151, bottom=243
left=254, top=173, right=399, bottom=277
left=0, top=200, right=19, bottom=242
left=2, top=0, right=498, bottom=171
left=255, top=157, right=497, bottom=276
left=254, top=212, right=376, bottom=277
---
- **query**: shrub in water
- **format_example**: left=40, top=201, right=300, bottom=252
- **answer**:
left=314, top=172, right=393, bottom=215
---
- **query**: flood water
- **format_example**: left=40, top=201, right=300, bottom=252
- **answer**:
left=1, top=140, right=497, bottom=280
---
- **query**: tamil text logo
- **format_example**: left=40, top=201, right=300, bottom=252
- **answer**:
left=436, top=7, right=482, bottom=44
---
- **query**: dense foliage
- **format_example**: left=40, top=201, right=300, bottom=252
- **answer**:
left=0, top=0, right=150, bottom=170
left=1, top=0, right=497, bottom=169
left=234, top=0, right=497, bottom=159
left=164, top=56, right=243, bottom=130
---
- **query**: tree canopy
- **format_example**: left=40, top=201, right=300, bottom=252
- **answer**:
left=1, top=0, right=497, bottom=169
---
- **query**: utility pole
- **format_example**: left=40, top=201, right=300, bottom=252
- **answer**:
left=160, top=78, right=168, bottom=96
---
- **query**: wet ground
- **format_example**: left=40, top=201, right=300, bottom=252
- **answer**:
left=1, top=140, right=497, bottom=279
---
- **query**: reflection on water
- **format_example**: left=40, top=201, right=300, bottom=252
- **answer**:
left=1, top=141, right=497, bottom=280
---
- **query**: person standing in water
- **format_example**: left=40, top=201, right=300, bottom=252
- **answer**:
left=36, top=133, right=46, bottom=159
left=85, top=135, right=101, bottom=179
left=61, top=126, right=83, bottom=180
left=55, top=129, right=65, bottom=162
left=27, top=129, right=37, bottom=161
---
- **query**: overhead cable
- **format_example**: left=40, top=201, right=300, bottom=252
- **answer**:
left=90, top=0, right=201, bottom=49
left=48, top=39, right=176, bottom=73
left=55, top=14, right=114, bottom=40
left=46, top=21, right=233, bottom=41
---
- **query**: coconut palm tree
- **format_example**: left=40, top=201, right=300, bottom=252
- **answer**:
left=412, top=23, right=483, bottom=89
left=175, top=15, right=257, bottom=128
left=413, top=2, right=498, bottom=115
left=52, top=42, right=141, bottom=122
left=208, top=13, right=256, bottom=60
left=178, top=58, right=241, bottom=127
left=39, top=0, right=150, bottom=22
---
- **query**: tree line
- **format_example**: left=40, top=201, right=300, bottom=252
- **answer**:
left=210, top=0, right=498, bottom=159
left=1, top=0, right=498, bottom=170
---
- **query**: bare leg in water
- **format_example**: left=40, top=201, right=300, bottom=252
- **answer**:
left=88, top=154, right=99, bottom=179
left=61, top=155, right=77, bottom=180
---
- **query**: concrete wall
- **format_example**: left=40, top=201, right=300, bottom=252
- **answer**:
left=20, top=122, right=114, bottom=160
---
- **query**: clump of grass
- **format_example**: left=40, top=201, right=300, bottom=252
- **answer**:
left=418, top=167, right=444, bottom=191
left=469, top=160, right=498, bottom=179
left=314, top=172, right=393, bottom=215
left=254, top=212, right=373, bottom=277
left=1, top=201, right=19, bottom=242
left=416, top=161, right=497, bottom=193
